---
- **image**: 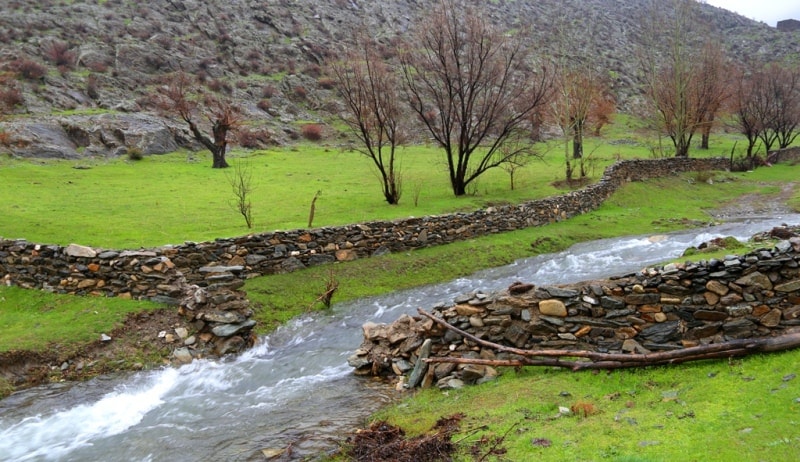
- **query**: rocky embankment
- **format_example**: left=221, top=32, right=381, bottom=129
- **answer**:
left=349, top=228, right=800, bottom=389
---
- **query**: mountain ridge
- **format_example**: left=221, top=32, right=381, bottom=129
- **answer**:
left=0, top=0, right=798, bottom=158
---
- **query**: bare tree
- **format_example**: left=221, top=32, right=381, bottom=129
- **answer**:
left=550, top=67, right=612, bottom=180
left=157, top=71, right=238, bottom=168
left=400, top=0, right=551, bottom=196
left=329, top=32, right=405, bottom=205
left=731, top=65, right=768, bottom=160
left=770, top=64, right=800, bottom=150
left=640, top=0, right=728, bottom=157
left=226, top=160, right=253, bottom=228
left=734, top=63, right=800, bottom=155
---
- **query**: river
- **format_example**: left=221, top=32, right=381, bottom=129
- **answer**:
left=1, top=215, right=799, bottom=461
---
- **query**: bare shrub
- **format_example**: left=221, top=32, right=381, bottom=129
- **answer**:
left=42, top=41, right=75, bottom=69
left=226, top=160, right=254, bottom=228
left=301, top=123, right=323, bottom=141
left=257, top=99, right=271, bottom=111
left=207, top=78, right=232, bottom=94
left=86, top=74, right=99, bottom=99
left=261, top=85, right=277, bottom=98
left=11, top=58, right=46, bottom=81
left=303, top=63, right=322, bottom=78
left=0, top=74, right=24, bottom=112
left=317, top=76, right=336, bottom=89
left=237, top=127, right=272, bottom=148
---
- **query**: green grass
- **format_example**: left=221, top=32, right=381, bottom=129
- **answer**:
left=0, top=134, right=735, bottom=249
left=0, top=285, right=163, bottom=352
left=372, top=349, right=800, bottom=461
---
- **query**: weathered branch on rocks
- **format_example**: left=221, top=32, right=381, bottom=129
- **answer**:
left=417, top=308, right=800, bottom=371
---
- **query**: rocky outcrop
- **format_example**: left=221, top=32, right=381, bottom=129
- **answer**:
left=348, top=232, right=800, bottom=388
left=0, top=1, right=798, bottom=157
left=0, top=113, right=184, bottom=158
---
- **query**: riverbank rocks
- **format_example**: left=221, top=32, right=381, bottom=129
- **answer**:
left=349, top=233, right=800, bottom=388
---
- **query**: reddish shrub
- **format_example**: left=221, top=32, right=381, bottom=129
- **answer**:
left=85, top=60, right=108, bottom=73
left=43, top=41, right=75, bottom=69
left=261, top=85, right=277, bottom=98
left=237, top=128, right=272, bottom=148
left=207, top=79, right=232, bottom=94
left=317, top=77, right=336, bottom=90
left=257, top=99, right=271, bottom=111
left=294, top=85, right=307, bottom=99
left=301, top=123, right=323, bottom=141
left=11, top=58, right=46, bottom=81
left=303, top=64, right=322, bottom=78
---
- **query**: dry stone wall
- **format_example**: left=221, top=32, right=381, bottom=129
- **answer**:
left=348, top=232, right=800, bottom=389
left=1, top=157, right=729, bottom=300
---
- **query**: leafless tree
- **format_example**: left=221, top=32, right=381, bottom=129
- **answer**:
left=550, top=67, right=612, bottom=180
left=733, top=63, right=800, bottom=156
left=640, top=0, right=729, bottom=157
left=731, top=67, right=762, bottom=159
left=156, top=71, right=239, bottom=168
left=226, top=160, right=253, bottom=228
left=329, top=32, right=405, bottom=204
left=400, top=0, right=551, bottom=196
left=769, top=64, right=800, bottom=150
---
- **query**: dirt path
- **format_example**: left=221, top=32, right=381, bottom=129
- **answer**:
left=707, top=182, right=797, bottom=220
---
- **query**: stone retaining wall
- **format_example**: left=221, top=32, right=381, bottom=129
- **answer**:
left=1, top=157, right=729, bottom=300
left=348, top=233, right=800, bottom=389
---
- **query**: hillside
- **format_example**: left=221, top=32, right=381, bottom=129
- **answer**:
left=0, top=0, right=798, bottom=158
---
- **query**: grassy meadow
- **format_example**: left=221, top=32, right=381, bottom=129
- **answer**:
left=2, top=122, right=800, bottom=458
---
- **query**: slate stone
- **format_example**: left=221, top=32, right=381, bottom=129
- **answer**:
left=638, top=321, right=680, bottom=343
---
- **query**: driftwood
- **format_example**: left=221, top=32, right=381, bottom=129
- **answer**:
left=417, top=308, right=800, bottom=371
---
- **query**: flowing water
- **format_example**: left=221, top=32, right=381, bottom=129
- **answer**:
left=2, top=215, right=799, bottom=461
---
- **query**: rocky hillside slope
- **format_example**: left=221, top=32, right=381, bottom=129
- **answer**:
left=0, top=0, right=798, bottom=158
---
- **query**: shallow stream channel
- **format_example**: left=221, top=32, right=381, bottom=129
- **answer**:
left=2, top=214, right=800, bottom=461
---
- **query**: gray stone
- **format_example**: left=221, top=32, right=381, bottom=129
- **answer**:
left=735, top=271, right=773, bottom=290
left=65, top=244, right=97, bottom=258
left=545, top=287, right=579, bottom=298
left=406, top=339, right=432, bottom=388
left=437, top=377, right=465, bottom=390
left=723, top=318, right=756, bottom=338
left=638, top=321, right=680, bottom=343
left=211, top=320, right=256, bottom=337
left=726, top=304, right=753, bottom=317
left=197, top=311, right=245, bottom=324
left=172, top=347, right=193, bottom=364
left=600, top=296, right=625, bottom=310
left=775, top=279, right=800, bottom=293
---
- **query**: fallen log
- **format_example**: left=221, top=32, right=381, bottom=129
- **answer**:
left=417, top=308, right=800, bottom=371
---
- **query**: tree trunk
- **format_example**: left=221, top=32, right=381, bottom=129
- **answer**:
left=211, top=146, right=229, bottom=168
left=211, top=122, right=230, bottom=169
left=572, top=123, right=583, bottom=159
